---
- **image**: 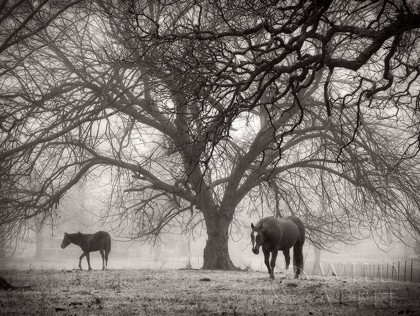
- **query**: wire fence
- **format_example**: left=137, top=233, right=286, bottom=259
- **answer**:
left=312, top=259, right=420, bottom=283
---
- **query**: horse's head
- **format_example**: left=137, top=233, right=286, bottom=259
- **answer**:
left=250, top=223, right=264, bottom=255
left=61, top=233, right=71, bottom=249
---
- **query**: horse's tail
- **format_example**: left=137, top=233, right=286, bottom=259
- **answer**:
left=106, top=233, right=111, bottom=256
left=291, top=216, right=305, bottom=275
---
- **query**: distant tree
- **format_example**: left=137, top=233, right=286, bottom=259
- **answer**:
left=0, top=225, right=5, bottom=258
left=0, top=0, right=84, bottom=254
left=33, top=218, right=44, bottom=259
left=2, top=1, right=420, bottom=269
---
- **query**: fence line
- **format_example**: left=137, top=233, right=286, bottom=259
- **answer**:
left=312, top=259, right=420, bottom=283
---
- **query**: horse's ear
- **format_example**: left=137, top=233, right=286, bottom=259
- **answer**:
left=64, top=233, right=68, bottom=236
left=251, top=223, right=254, bottom=229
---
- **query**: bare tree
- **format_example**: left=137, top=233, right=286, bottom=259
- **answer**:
left=0, top=0, right=83, bottom=54
left=0, top=0, right=84, bottom=252
left=1, top=1, right=420, bottom=269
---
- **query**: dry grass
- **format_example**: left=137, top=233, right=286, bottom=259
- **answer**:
left=0, top=268, right=419, bottom=315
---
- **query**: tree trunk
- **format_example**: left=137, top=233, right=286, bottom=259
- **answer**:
left=202, top=213, right=237, bottom=270
left=0, top=241, right=5, bottom=259
left=35, top=226, right=43, bottom=260
left=0, top=225, right=5, bottom=259
left=312, top=246, right=321, bottom=274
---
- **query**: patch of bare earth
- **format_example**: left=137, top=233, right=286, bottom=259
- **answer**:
left=0, top=269, right=419, bottom=315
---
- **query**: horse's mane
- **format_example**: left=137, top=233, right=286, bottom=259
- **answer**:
left=254, top=216, right=277, bottom=229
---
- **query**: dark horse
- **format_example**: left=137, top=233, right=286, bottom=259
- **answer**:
left=251, top=216, right=305, bottom=279
left=61, top=231, right=111, bottom=271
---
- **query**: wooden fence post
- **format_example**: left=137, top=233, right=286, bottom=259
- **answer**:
left=410, top=259, right=413, bottom=283
left=392, top=262, right=395, bottom=280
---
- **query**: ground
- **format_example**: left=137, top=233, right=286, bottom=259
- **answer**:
left=0, top=268, right=419, bottom=315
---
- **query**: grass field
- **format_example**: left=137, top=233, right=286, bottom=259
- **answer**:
left=0, top=268, right=419, bottom=315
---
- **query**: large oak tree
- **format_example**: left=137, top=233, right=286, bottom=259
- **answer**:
left=2, top=0, right=420, bottom=268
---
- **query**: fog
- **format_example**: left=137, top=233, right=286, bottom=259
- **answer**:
left=0, top=218, right=417, bottom=275
left=1, top=178, right=418, bottom=280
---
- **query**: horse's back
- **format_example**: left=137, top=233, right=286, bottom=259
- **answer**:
left=281, top=216, right=303, bottom=233
left=94, top=231, right=111, bottom=239
left=88, top=231, right=111, bottom=252
left=284, top=216, right=304, bottom=229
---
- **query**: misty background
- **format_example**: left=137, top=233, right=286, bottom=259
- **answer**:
left=1, top=175, right=418, bottom=276
left=2, top=1, right=420, bottom=285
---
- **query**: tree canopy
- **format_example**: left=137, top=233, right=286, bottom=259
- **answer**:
left=1, top=0, right=420, bottom=268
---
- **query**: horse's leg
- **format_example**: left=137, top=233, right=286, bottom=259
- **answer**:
left=105, top=251, right=109, bottom=269
left=86, top=252, right=92, bottom=271
left=262, top=249, right=271, bottom=277
left=100, top=249, right=105, bottom=270
left=283, top=249, right=291, bottom=270
left=270, top=249, right=278, bottom=279
left=293, top=243, right=303, bottom=279
left=79, top=253, right=85, bottom=270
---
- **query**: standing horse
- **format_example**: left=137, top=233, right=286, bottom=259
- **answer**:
left=251, top=216, right=305, bottom=279
left=61, top=231, right=111, bottom=271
